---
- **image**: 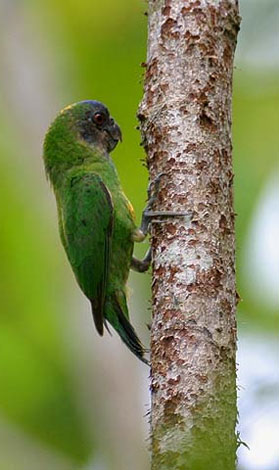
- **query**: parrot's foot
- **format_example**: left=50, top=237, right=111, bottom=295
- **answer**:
left=140, top=209, right=192, bottom=236
left=143, top=210, right=192, bottom=218
left=139, top=172, right=192, bottom=235
left=131, top=247, right=152, bottom=272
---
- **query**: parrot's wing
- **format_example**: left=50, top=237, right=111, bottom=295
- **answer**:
left=62, top=172, right=113, bottom=336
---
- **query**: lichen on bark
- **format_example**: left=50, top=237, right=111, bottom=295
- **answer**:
left=138, top=1, right=241, bottom=469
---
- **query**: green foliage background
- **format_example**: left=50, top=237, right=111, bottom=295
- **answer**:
left=0, top=1, right=277, bottom=469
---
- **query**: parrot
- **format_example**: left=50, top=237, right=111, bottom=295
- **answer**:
left=43, top=100, right=152, bottom=364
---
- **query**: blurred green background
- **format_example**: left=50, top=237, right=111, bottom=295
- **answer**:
left=0, top=0, right=278, bottom=469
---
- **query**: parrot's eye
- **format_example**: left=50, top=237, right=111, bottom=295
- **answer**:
left=93, top=112, right=105, bottom=125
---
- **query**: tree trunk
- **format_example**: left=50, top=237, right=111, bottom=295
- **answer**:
left=138, top=1, right=240, bottom=469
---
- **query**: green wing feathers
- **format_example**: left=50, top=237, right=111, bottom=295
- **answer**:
left=57, top=169, right=147, bottom=363
left=60, top=171, right=113, bottom=335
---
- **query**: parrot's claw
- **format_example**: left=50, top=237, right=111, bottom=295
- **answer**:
left=140, top=210, right=192, bottom=235
left=140, top=171, right=193, bottom=235
left=147, top=172, right=166, bottom=200
left=144, top=210, right=192, bottom=218
left=131, top=247, right=152, bottom=272
left=140, top=173, right=167, bottom=235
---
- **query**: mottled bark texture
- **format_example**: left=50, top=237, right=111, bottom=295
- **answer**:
left=138, top=1, right=240, bottom=469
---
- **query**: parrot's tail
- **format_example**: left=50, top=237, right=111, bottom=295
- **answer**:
left=90, top=297, right=105, bottom=336
left=105, top=294, right=149, bottom=365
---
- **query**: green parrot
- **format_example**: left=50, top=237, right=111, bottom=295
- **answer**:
left=43, top=100, right=151, bottom=364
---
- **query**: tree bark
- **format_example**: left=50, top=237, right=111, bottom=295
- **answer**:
left=138, top=1, right=240, bottom=469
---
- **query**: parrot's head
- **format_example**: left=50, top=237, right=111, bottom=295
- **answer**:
left=43, top=100, right=122, bottom=183
left=72, top=100, right=122, bottom=153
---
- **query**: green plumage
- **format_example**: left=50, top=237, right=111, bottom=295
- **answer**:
left=43, top=100, right=147, bottom=363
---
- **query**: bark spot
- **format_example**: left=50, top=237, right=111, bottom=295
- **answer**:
left=161, top=18, right=179, bottom=39
left=137, top=112, right=146, bottom=122
left=163, top=397, right=184, bottom=427
left=196, top=374, right=208, bottom=384
left=184, top=31, right=200, bottom=42
left=146, top=57, right=158, bottom=78
left=150, top=379, right=160, bottom=392
left=185, top=143, right=197, bottom=152
left=198, top=202, right=207, bottom=211
left=179, top=104, right=188, bottom=114
left=219, top=214, right=231, bottom=233
left=155, top=265, right=166, bottom=277
left=221, top=298, right=231, bottom=314
left=168, top=375, right=181, bottom=385
left=168, top=265, right=183, bottom=283
left=187, top=267, right=223, bottom=296
left=199, top=110, right=217, bottom=131
left=181, top=1, right=201, bottom=15
left=162, top=5, right=171, bottom=16
left=188, top=239, right=198, bottom=247
left=222, top=148, right=230, bottom=164
left=162, top=309, right=178, bottom=322
left=187, top=264, right=195, bottom=270
left=164, top=223, right=176, bottom=235
left=160, top=83, right=169, bottom=94
left=223, top=44, right=233, bottom=68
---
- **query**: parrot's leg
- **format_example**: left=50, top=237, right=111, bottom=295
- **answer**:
left=131, top=247, right=151, bottom=272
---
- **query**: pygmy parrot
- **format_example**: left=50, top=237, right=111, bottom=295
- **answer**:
left=43, top=100, right=151, bottom=364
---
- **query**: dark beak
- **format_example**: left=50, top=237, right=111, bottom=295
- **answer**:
left=104, top=119, right=122, bottom=153
left=109, top=121, right=122, bottom=143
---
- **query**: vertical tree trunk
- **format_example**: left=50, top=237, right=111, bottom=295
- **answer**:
left=138, top=1, right=240, bottom=469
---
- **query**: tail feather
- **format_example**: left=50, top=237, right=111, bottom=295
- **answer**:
left=107, top=294, right=149, bottom=365
left=90, top=299, right=104, bottom=336
left=117, top=308, right=149, bottom=364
